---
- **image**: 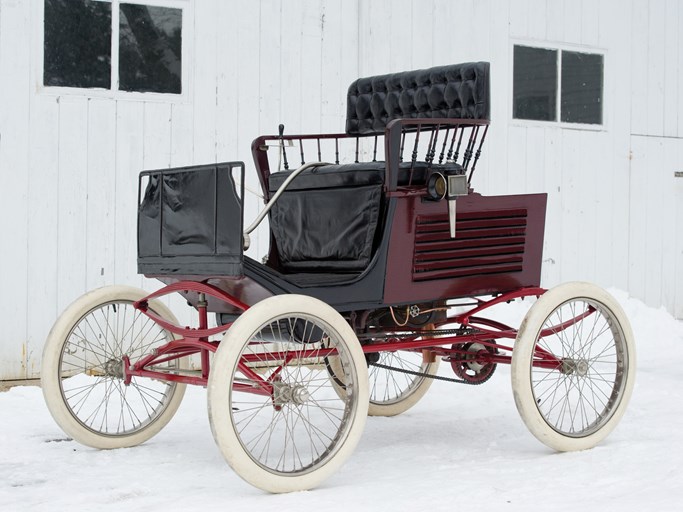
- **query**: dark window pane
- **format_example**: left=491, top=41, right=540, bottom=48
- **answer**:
left=513, top=46, right=557, bottom=121
left=119, top=4, right=182, bottom=94
left=44, top=0, right=112, bottom=88
left=561, top=51, right=603, bottom=124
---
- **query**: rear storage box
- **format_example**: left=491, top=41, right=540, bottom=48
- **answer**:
left=137, top=162, right=244, bottom=276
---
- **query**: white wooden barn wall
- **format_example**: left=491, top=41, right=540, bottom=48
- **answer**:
left=0, top=0, right=681, bottom=380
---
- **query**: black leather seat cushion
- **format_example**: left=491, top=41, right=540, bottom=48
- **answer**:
left=346, top=62, right=490, bottom=136
left=267, top=161, right=463, bottom=273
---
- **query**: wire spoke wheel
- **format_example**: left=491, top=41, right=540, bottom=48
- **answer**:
left=327, top=340, right=439, bottom=416
left=41, top=286, right=186, bottom=449
left=208, top=295, right=368, bottom=493
left=511, top=282, right=636, bottom=451
left=365, top=350, right=439, bottom=416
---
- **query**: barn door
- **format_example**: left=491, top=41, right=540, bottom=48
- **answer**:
left=676, top=161, right=683, bottom=319
left=628, top=136, right=683, bottom=318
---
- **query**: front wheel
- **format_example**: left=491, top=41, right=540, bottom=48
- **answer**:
left=511, top=282, right=636, bottom=452
left=41, top=285, right=187, bottom=449
left=207, top=294, right=369, bottom=493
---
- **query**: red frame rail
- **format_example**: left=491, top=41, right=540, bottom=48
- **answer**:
left=123, top=283, right=593, bottom=395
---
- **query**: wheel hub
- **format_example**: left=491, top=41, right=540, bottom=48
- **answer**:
left=562, top=358, right=590, bottom=377
left=273, top=382, right=310, bottom=406
left=104, top=358, right=124, bottom=379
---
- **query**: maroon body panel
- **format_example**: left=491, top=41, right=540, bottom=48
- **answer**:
left=383, top=191, right=547, bottom=304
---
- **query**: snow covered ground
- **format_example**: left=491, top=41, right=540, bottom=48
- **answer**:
left=1, top=289, right=682, bottom=512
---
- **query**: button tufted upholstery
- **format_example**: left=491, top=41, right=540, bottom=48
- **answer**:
left=345, top=62, right=490, bottom=136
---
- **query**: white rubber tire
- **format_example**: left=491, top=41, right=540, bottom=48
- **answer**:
left=511, top=282, right=636, bottom=452
left=208, top=294, right=369, bottom=493
left=329, top=351, right=439, bottom=416
left=367, top=355, right=439, bottom=416
left=41, top=285, right=187, bottom=449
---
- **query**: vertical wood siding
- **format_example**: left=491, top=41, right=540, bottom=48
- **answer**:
left=0, top=0, right=682, bottom=380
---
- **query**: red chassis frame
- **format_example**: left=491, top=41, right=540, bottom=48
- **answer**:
left=124, top=282, right=570, bottom=393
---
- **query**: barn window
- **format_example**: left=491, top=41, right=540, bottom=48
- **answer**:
left=43, top=0, right=183, bottom=95
left=513, top=45, right=603, bottom=125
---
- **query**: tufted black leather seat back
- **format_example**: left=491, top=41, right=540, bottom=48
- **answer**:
left=345, top=62, right=490, bottom=136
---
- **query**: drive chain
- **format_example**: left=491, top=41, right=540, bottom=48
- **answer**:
left=368, top=361, right=485, bottom=385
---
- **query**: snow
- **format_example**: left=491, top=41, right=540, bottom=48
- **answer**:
left=1, top=289, right=682, bottom=511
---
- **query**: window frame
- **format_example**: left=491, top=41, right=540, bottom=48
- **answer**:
left=36, top=0, right=192, bottom=103
left=510, top=41, right=608, bottom=131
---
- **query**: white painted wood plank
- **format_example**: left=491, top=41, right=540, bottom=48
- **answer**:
left=545, top=0, right=564, bottom=41
left=339, top=0, right=360, bottom=98
left=592, top=139, right=616, bottom=289
left=643, top=137, right=665, bottom=306
left=114, top=101, right=145, bottom=287
left=509, top=0, right=530, bottom=38
left=676, top=141, right=683, bottom=318
left=558, top=130, right=582, bottom=283
left=85, top=100, right=117, bottom=292
left=143, top=102, right=172, bottom=170
left=629, top=0, right=649, bottom=135
left=645, top=0, right=666, bottom=137
left=56, top=97, right=89, bottom=310
left=259, top=0, right=283, bottom=135
left=524, top=126, right=546, bottom=193
left=356, top=0, right=370, bottom=77
left=561, top=0, right=582, bottom=45
left=663, top=0, right=679, bottom=137
left=385, top=0, right=411, bottom=70
left=541, top=127, right=562, bottom=288
left=679, top=1, right=683, bottom=138
left=526, top=0, right=547, bottom=41
left=603, top=0, right=631, bottom=291
left=627, top=135, right=649, bottom=304
left=233, top=0, right=264, bottom=258
left=506, top=126, right=527, bottom=195
left=360, top=0, right=393, bottom=74
left=580, top=0, right=600, bottom=46
left=628, top=136, right=648, bottom=300
left=170, top=103, right=194, bottom=167
left=470, top=0, right=492, bottom=60
left=0, top=0, right=30, bottom=379
left=660, top=138, right=680, bottom=311
left=410, top=0, right=435, bottom=69
left=319, top=0, right=345, bottom=133
left=575, top=131, right=601, bottom=283
left=280, top=1, right=304, bottom=133
left=24, top=97, right=59, bottom=379
left=214, top=0, right=239, bottom=163
left=481, top=0, right=510, bottom=197
left=301, top=0, right=324, bottom=134
left=192, top=0, right=217, bottom=163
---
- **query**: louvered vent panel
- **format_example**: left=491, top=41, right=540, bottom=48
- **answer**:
left=413, top=208, right=528, bottom=281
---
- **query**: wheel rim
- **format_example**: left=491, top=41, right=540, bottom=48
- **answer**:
left=530, top=298, right=629, bottom=438
left=58, top=300, right=179, bottom=438
left=229, top=313, right=361, bottom=476
left=368, top=351, right=433, bottom=406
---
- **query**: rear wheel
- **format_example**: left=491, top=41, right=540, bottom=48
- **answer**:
left=511, top=282, right=636, bottom=451
left=41, top=285, right=187, bottom=449
left=208, top=295, right=369, bottom=493
left=365, top=350, right=439, bottom=416
left=327, top=342, right=439, bottom=416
